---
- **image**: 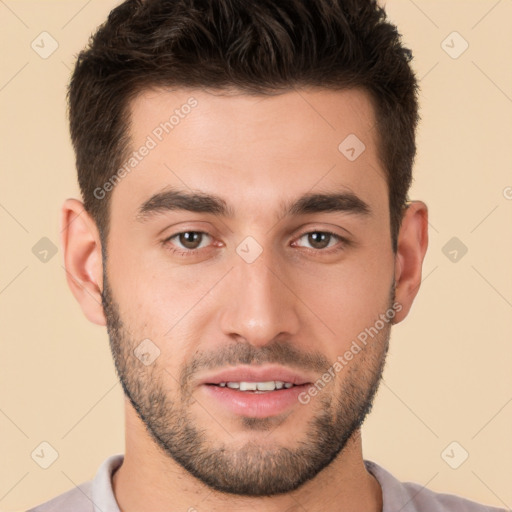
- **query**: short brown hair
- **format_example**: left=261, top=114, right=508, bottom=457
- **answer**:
left=68, top=0, right=419, bottom=254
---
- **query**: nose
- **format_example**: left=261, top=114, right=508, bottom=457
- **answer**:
left=218, top=246, right=301, bottom=347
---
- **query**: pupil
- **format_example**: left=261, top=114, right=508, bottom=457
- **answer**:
left=310, top=232, right=329, bottom=249
left=181, top=232, right=200, bottom=249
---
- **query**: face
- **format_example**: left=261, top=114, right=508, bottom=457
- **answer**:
left=101, top=87, right=398, bottom=496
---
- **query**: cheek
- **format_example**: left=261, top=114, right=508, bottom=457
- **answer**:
left=293, top=250, right=394, bottom=345
left=117, top=267, right=217, bottom=363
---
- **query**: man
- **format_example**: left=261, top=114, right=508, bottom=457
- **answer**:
left=27, top=0, right=507, bottom=511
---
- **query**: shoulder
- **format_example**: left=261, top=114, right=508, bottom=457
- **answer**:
left=25, top=480, right=94, bottom=512
left=364, top=460, right=508, bottom=512
left=25, top=453, right=124, bottom=512
left=399, top=478, right=507, bottom=512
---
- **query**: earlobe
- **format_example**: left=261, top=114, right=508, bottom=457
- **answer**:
left=392, top=201, right=429, bottom=324
left=60, top=198, right=106, bottom=326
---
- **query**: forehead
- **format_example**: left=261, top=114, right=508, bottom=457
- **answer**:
left=110, top=86, right=387, bottom=223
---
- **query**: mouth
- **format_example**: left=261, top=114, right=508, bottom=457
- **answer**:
left=199, top=365, right=314, bottom=388
left=204, top=380, right=307, bottom=393
left=198, top=366, right=314, bottom=418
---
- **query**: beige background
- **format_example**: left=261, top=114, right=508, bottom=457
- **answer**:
left=1, top=0, right=511, bottom=511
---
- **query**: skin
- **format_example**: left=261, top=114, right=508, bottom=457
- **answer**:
left=61, top=87, right=428, bottom=512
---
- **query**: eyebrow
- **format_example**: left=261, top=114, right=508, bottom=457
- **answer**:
left=135, top=186, right=371, bottom=223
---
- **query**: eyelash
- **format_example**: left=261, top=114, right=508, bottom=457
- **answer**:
left=162, top=230, right=349, bottom=257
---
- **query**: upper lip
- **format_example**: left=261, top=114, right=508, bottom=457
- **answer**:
left=199, top=365, right=315, bottom=386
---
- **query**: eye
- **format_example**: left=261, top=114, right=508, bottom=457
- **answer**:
left=162, top=229, right=349, bottom=258
left=293, top=230, right=348, bottom=253
left=163, top=231, right=213, bottom=256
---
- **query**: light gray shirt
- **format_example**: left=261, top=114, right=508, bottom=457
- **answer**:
left=26, top=454, right=508, bottom=512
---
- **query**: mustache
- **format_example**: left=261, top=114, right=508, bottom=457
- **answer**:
left=180, top=339, right=331, bottom=390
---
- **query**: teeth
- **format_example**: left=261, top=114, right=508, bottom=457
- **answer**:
left=218, top=380, right=295, bottom=391
left=240, top=382, right=258, bottom=391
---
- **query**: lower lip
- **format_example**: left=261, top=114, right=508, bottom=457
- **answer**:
left=201, top=384, right=311, bottom=418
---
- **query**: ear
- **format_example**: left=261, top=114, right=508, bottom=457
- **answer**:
left=60, top=198, right=106, bottom=326
left=392, top=200, right=429, bottom=324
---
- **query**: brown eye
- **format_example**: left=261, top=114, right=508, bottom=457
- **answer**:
left=164, top=231, right=213, bottom=255
left=295, top=231, right=344, bottom=251
left=177, top=231, right=204, bottom=249
left=306, top=232, right=333, bottom=249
